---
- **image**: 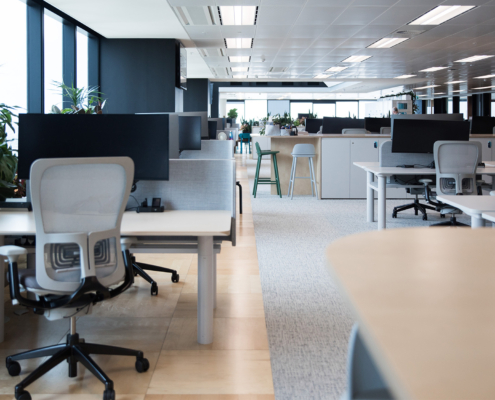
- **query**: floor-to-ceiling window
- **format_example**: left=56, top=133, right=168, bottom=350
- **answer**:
left=226, top=101, right=245, bottom=122
left=313, top=103, right=335, bottom=118
left=44, top=11, right=63, bottom=113
left=0, top=0, right=27, bottom=150
left=76, top=29, right=89, bottom=91
left=460, top=98, right=468, bottom=119
left=336, top=101, right=358, bottom=118
left=245, top=100, right=267, bottom=121
left=290, top=102, right=313, bottom=120
left=358, top=101, right=374, bottom=118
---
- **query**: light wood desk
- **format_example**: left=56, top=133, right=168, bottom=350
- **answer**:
left=326, top=227, right=495, bottom=400
left=0, top=210, right=231, bottom=345
left=436, top=195, right=495, bottom=228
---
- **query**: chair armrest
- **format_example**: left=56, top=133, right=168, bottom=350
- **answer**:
left=0, top=246, right=27, bottom=263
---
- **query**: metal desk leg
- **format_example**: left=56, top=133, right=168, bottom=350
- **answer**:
left=472, top=215, right=486, bottom=228
left=378, top=176, right=387, bottom=230
left=0, top=235, right=4, bottom=343
left=213, top=251, right=217, bottom=309
left=367, top=171, right=374, bottom=223
left=198, top=236, right=214, bottom=344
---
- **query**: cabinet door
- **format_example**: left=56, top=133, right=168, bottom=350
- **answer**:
left=350, top=139, right=379, bottom=198
left=321, top=138, right=350, bottom=198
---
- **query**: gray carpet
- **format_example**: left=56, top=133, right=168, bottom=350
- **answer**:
left=247, top=159, right=469, bottom=400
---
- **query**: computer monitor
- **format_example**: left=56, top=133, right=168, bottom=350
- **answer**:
left=365, top=118, right=391, bottom=133
left=179, top=116, right=201, bottom=152
left=209, top=118, right=224, bottom=130
left=18, top=114, right=169, bottom=180
left=226, top=118, right=233, bottom=126
left=208, top=121, right=218, bottom=140
left=322, top=117, right=364, bottom=134
left=471, top=116, right=495, bottom=134
left=298, top=113, right=311, bottom=120
left=305, top=118, right=323, bottom=134
left=391, top=119, right=470, bottom=154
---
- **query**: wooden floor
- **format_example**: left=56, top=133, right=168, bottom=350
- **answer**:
left=0, top=153, right=275, bottom=399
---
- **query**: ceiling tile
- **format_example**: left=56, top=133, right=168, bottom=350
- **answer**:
left=370, top=6, right=432, bottom=25
left=332, top=6, right=389, bottom=25
left=295, top=7, right=346, bottom=25
left=220, top=26, right=256, bottom=37
left=256, top=6, right=301, bottom=25
left=288, top=25, right=329, bottom=38
left=282, top=38, right=314, bottom=48
left=255, top=25, right=292, bottom=38
left=312, top=38, right=347, bottom=48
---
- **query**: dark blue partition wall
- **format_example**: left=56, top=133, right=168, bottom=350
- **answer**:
left=184, top=79, right=210, bottom=113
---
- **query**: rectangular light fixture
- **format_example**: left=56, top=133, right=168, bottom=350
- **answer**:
left=420, top=66, right=448, bottom=72
left=434, top=93, right=445, bottom=95
left=409, top=5, right=475, bottom=26
left=475, top=74, right=495, bottom=79
left=219, top=6, right=256, bottom=25
left=232, top=74, right=247, bottom=79
left=342, top=55, right=372, bottom=63
left=225, top=38, right=252, bottom=49
left=394, top=74, right=416, bottom=79
left=229, top=56, right=250, bottom=62
left=455, top=55, right=494, bottom=63
left=417, top=94, right=428, bottom=97
left=368, top=37, right=408, bottom=49
left=231, top=67, right=248, bottom=72
left=474, top=86, right=495, bottom=90
left=416, top=85, right=440, bottom=89
left=314, top=74, right=330, bottom=79
left=445, top=80, right=466, bottom=84
left=452, top=90, right=464, bottom=92
left=326, top=66, right=348, bottom=72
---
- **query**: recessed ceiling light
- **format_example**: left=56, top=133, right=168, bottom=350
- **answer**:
left=417, top=94, right=428, bottom=97
left=409, top=5, right=475, bottom=26
left=326, top=66, right=348, bottom=72
left=420, top=66, right=448, bottom=72
left=445, top=80, right=466, bottom=84
left=231, top=67, right=248, bottom=72
left=455, top=55, right=494, bottom=63
left=342, top=55, right=372, bottom=63
left=229, top=56, right=250, bottom=62
left=452, top=90, right=464, bottom=92
left=475, top=74, right=495, bottom=79
left=225, top=38, right=252, bottom=49
left=434, top=93, right=445, bottom=95
left=416, top=85, right=440, bottom=89
left=368, top=37, right=409, bottom=49
left=232, top=74, right=247, bottom=79
left=314, top=74, right=330, bottom=79
left=394, top=74, right=417, bottom=79
left=474, top=86, right=495, bottom=90
left=219, top=6, right=257, bottom=25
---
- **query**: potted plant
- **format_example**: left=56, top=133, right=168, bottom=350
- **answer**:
left=227, top=108, right=238, bottom=125
left=51, top=81, right=106, bottom=114
left=0, top=103, right=21, bottom=200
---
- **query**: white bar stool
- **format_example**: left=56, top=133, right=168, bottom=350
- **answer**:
left=288, top=143, right=317, bottom=200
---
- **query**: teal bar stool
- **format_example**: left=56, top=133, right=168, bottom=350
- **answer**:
left=238, top=132, right=252, bottom=154
left=253, top=142, right=282, bottom=198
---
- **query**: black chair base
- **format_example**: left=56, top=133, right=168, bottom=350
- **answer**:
left=236, top=181, right=242, bottom=214
left=132, top=256, right=180, bottom=296
left=6, top=332, right=149, bottom=400
left=392, top=198, right=436, bottom=221
left=430, top=215, right=469, bottom=227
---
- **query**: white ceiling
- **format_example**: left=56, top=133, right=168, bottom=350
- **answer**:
left=47, top=0, right=495, bottom=97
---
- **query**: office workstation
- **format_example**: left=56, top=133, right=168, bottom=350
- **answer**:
left=5, top=0, right=495, bottom=398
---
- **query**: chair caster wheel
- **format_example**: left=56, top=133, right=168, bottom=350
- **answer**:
left=15, top=391, right=31, bottom=400
left=7, top=360, right=21, bottom=376
left=135, top=357, right=150, bottom=373
left=171, top=273, right=180, bottom=283
left=392, top=212, right=397, bottom=219
left=103, top=389, right=115, bottom=400
left=422, top=215, right=428, bottom=221
left=151, top=283, right=158, bottom=296
left=441, top=214, right=446, bottom=218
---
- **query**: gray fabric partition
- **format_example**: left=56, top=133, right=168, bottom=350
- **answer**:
left=180, top=140, right=234, bottom=160
left=379, top=140, right=433, bottom=167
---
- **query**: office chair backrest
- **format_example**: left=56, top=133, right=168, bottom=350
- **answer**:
left=342, top=129, right=367, bottom=135
left=30, top=157, right=134, bottom=293
left=434, top=141, right=480, bottom=196
left=380, top=127, right=391, bottom=135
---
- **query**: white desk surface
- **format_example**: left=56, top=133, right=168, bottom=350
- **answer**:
left=354, top=161, right=495, bottom=176
left=0, top=210, right=232, bottom=237
left=436, top=195, right=495, bottom=215
left=482, top=211, right=495, bottom=222
left=326, top=227, right=495, bottom=400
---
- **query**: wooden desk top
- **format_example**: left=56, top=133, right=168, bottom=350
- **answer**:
left=326, top=228, right=495, bottom=400
left=0, top=210, right=232, bottom=237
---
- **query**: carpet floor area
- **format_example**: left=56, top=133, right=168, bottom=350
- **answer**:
left=247, top=159, right=470, bottom=400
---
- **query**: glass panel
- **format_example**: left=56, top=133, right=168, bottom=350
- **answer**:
left=226, top=102, right=244, bottom=122
left=358, top=101, right=375, bottom=118
left=0, top=0, right=27, bottom=151
left=448, top=99, right=453, bottom=114
left=44, top=12, right=63, bottom=113
left=76, top=30, right=89, bottom=91
left=245, top=100, right=267, bottom=121
left=492, top=102, right=495, bottom=117
left=313, top=103, right=335, bottom=118
left=336, top=101, right=358, bottom=118
left=268, top=100, right=290, bottom=117
left=460, top=99, right=467, bottom=119
left=290, top=102, right=313, bottom=120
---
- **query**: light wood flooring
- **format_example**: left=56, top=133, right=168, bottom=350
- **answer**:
left=0, top=154, right=274, bottom=399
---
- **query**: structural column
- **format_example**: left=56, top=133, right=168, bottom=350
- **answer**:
left=434, top=98, right=447, bottom=114
left=183, top=79, right=211, bottom=113
left=27, top=0, right=44, bottom=113
left=452, top=96, right=460, bottom=114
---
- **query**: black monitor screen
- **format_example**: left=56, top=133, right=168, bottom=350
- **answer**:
left=226, top=118, right=233, bottom=125
left=471, top=116, right=495, bottom=134
left=18, top=114, right=169, bottom=180
left=322, top=117, right=365, bottom=134
left=179, top=116, right=201, bottom=152
left=305, top=118, right=323, bottom=134
left=365, top=117, right=391, bottom=133
left=391, top=119, right=470, bottom=154
left=208, top=121, right=217, bottom=140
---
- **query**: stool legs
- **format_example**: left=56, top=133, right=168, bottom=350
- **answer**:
left=288, top=157, right=296, bottom=197
left=272, top=154, right=282, bottom=198
left=288, top=155, right=317, bottom=199
left=253, top=155, right=262, bottom=198
left=309, top=157, right=317, bottom=198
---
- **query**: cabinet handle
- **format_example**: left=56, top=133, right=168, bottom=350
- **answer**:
left=374, top=141, right=378, bottom=149
left=489, top=141, right=492, bottom=149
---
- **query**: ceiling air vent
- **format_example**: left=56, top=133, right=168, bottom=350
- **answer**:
left=256, top=82, right=268, bottom=86
left=307, top=82, right=320, bottom=87
left=269, top=67, right=288, bottom=73
left=201, top=48, right=224, bottom=57
left=392, top=28, right=426, bottom=38
left=230, top=82, right=243, bottom=86
left=211, top=67, right=230, bottom=77
left=174, top=6, right=219, bottom=26
left=281, top=82, right=294, bottom=86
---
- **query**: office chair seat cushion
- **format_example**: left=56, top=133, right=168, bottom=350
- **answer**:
left=440, top=207, right=461, bottom=215
left=18, top=269, right=42, bottom=290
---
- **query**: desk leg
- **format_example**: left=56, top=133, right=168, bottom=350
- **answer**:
left=367, top=171, right=374, bottom=223
left=213, top=251, right=217, bottom=309
left=378, top=176, right=386, bottom=230
left=198, top=236, right=214, bottom=345
left=472, top=215, right=486, bottom=228
left=0, top=235, right=4, bottom=343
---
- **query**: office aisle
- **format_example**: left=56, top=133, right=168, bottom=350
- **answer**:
left=0, top=157, right=274, bottom=399
left=248, top=158, right=470, bottom=400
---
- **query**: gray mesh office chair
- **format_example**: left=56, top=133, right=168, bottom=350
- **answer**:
left=422, top=141, right=480, bottom=227
left=0, top=158, right=149, bottom=400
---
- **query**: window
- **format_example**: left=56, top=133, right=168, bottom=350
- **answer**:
left=448, top=99, right=453, bottom=114
left=358, top=101, right=374, bottom=118
left=227, top=102, right=244, bottom=122
left=492, top=102, right=495, bottom=117
left=460, top=99, right=468, bottom=119
left=313, top=103, right=335, bottom=118
left=76, top=29, right=89, bottom=91
left=44, top=11, right=63, bottom=113
left=268, top=100, right=290, bottom=117
left=245, top=100, right=267, bottom=121
left=290, top=102, right=313, bottom=120
left=0, top=0, right=27, bottom=150
left=336, top=101, right=358, bottom=118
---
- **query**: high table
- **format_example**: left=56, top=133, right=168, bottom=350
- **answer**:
left=436, top=195, right=495, bottom=228
left=354, top=161, right=495, bottom=230
left=326, top=227, right=495, bottom=400
left=0, top=210, right=232, bottom=344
